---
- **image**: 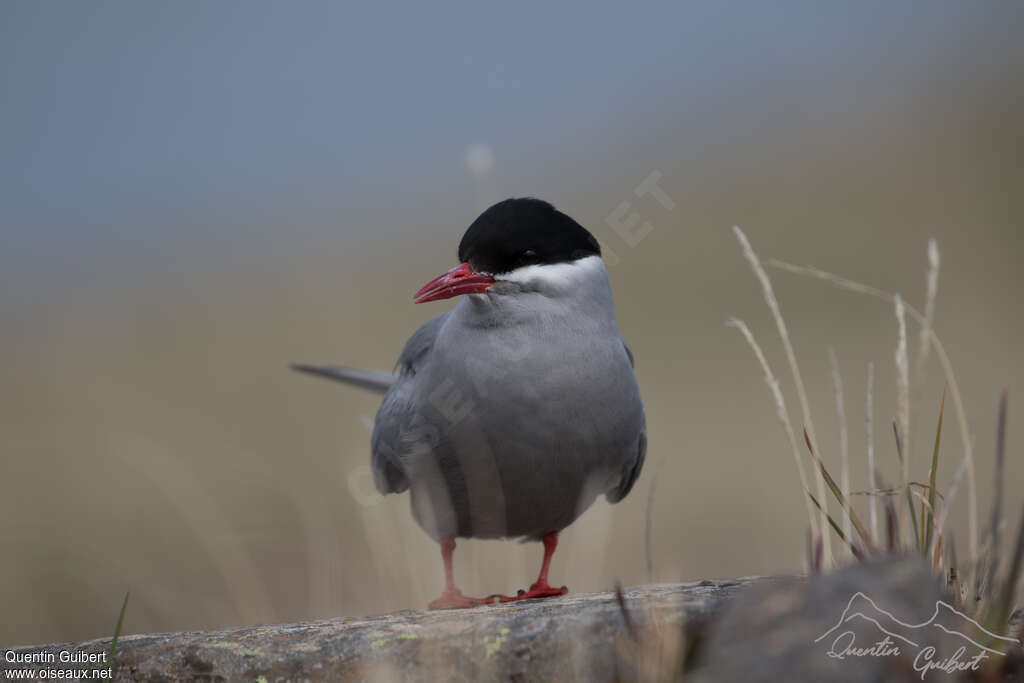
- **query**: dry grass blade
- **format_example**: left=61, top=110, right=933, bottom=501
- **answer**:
left=880, top=460, right=908, bottom=560
left=734, top=227, right=831, bottom=563
left=924, top=389, right=946, bottom=555
left=933, top=443, right=970, bottom=556
left=906, top=486, right=921, bottom=551
left=918, top=239, right=940, bottom=369
left=803, top=428, right=875, bottom=554
left=768, top=258, right=978, bottom=562
left=727, top=318, right=819, bottom=540
left=829, top=349, right=853, bottom=557
left=892, top=419, right=904, bottom=467
left=894, top=295, right=912, bottom=515
left=866, top=362, right=878, bottom=546
left=893, top=421, right=921, bottom=551
left=983, top=390, right=1009, bottom=601
left=851, top=482, right=945, bottom=500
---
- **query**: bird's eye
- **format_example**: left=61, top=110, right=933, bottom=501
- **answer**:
left=516, top=249, right=539, bottom=266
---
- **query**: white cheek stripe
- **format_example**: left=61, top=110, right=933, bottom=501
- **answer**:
left=495, top=255, right=605, bottom=289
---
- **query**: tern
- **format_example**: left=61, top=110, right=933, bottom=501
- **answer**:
left=293, top=197, right=646, bottom=608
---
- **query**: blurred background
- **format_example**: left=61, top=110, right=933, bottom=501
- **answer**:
left=2, top=0, right=1022, bottom=646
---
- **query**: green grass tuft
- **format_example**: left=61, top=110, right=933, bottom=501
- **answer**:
left=108, top=592, right=129, bottom=673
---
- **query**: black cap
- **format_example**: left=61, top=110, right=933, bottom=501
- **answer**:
left=457, top=198, right=601, bottom=274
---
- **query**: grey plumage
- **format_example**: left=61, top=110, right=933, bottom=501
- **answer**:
left=293, top=198, right=647, bottom=607
left=367, top=255, right=646, bottom=541
left=292, top=258, right=646, bottom=540
left=294, top=202, right=647, bottom=557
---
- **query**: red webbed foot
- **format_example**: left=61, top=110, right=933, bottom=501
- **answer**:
left=499, top=581, right=568, bottom=602
left=428, top=589, right=482, bottom=610
left=499, top=531, right=569, bottom=602
left=428, top=590, right=519, bottom=609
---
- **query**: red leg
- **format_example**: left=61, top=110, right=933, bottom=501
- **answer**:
left=503, top=532, right=569, bottom=602
left=428, top=538, right=480, bottom=609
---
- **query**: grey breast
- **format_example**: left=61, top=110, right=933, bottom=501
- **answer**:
left=371, top=305, right=646, bottom=541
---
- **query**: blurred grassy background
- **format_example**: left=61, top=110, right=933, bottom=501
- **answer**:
left=2, top=1, right=1022, bottom=645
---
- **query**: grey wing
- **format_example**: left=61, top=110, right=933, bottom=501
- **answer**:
left=622, top=339, right=635, bottom=368
left=606, top=428, right=646, bottom=503
left=393, top=312, right=450, bottom=375
left=369, top=313, right=450, bottom=494
left=607, top=337, right=644, bottom=503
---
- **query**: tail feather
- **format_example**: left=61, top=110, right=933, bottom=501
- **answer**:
left=290, top=364, right=396, bottom=394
